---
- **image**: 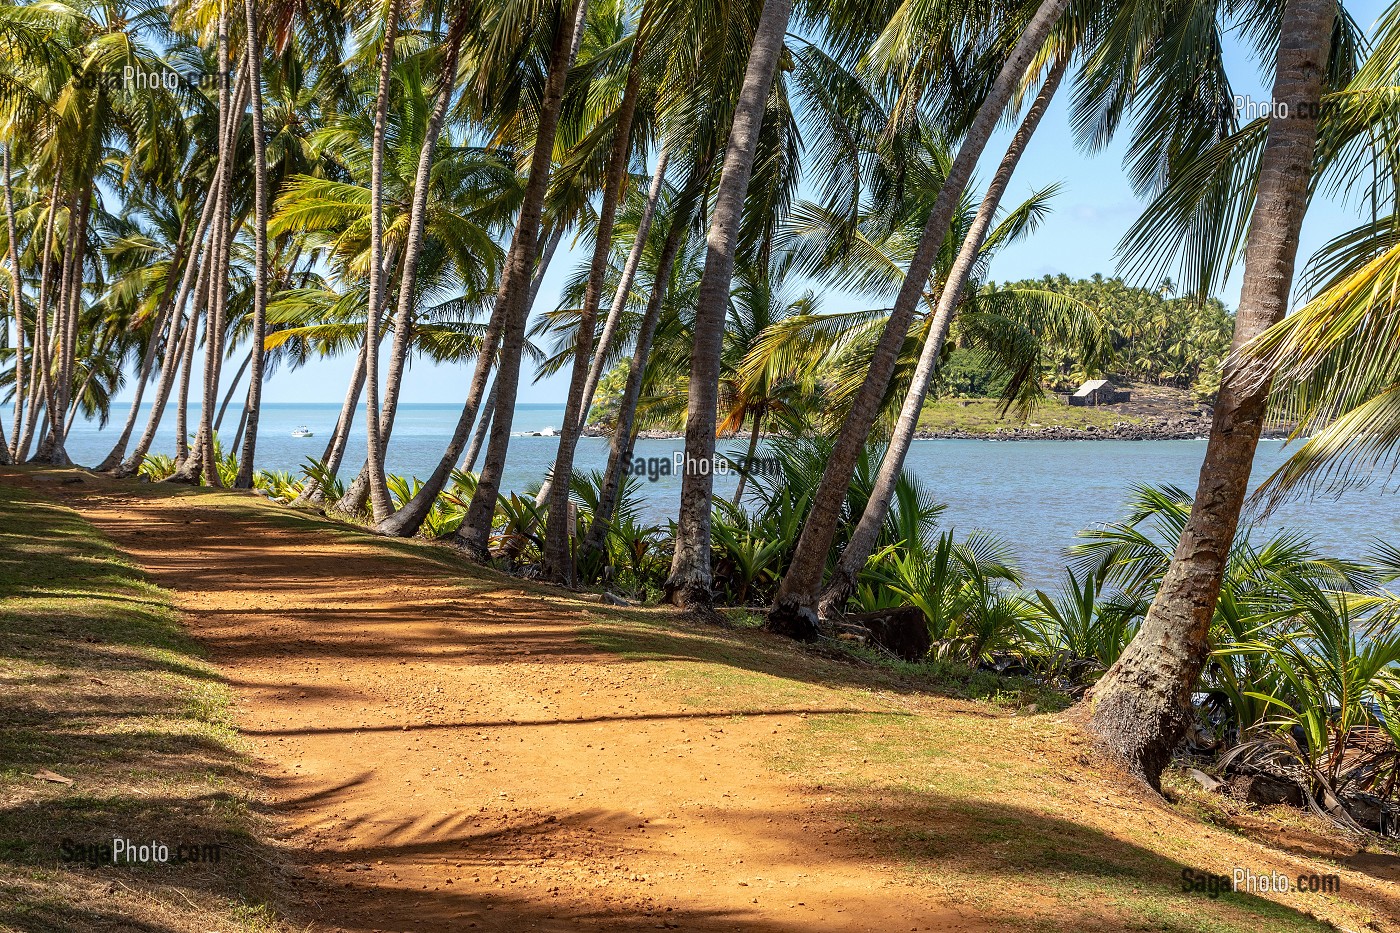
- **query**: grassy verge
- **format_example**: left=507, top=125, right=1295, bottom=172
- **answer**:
left=0, top=483, right=291, bottom=933
left=917, top=397, right=1145, bottom=434
left=581, top=611, right=1394, bottom=932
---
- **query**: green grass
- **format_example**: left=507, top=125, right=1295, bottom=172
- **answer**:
left=917, top=396, right=1145, bottom=434
left=0, top=481, right=292, bottom=933
left=580, top=611, right=1387, bottom=932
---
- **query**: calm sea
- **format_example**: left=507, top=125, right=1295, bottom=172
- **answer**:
left=16, top=401, right=1399, bottom=590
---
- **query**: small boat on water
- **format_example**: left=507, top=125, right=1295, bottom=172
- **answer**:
left=291, top=426, right=314, bottom=438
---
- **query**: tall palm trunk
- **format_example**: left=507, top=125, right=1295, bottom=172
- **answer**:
left=97, top=215, right=191, bottom=471
left=731, top=411, right=764, bottom=505
left=667, top=0, right=794, bottom=610
left=236, top=0, right=271, bottom=489
left=818, top=57, right=1067, bottom=619
left=125, top=183, right=221, bottom=476
left=340, top=14, right=465, bottom=514
left=531, top=226, right=565, bottom=307
left=118, top=307, right=196, bottom=477
left=2, top=145, right=22, bottom=463
left=176, top=36, right=246, bottom=485
left=215, top=347, right=254, bottom=432
left=48, top=192, right=77, bottom=457
left=1083, top=0, right=1334, bottom=789
left=22, top=172, right=63, bottom=463
left=582, top=178, right=694, bottom=560
left=543, top=36, right=648, bottom=582
left=461, top=377, right=497, bottom=472
left=448, top=0, right=588, bottom=554
left=576, top=146, right=669, bottom=429
left=376, top=0, right=586, bottom=540
left=172, top=265, right=206, bottom=467
left=47, top=175, right=92, bottom=465
left=362, top=0, right=405, bottom=520
left=768, top=0, right=1070, bottom=638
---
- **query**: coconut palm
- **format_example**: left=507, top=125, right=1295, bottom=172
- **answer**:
left=380, top=0, right=587, bottom=543
left=667, top=0, right=796, bottom=611
left=768, top=0, right=1074, bottom=633
left=1086, top=0, right=1344, bottom=788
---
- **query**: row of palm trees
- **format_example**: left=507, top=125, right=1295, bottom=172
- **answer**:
left=3, top=0, right=1400, bottom=791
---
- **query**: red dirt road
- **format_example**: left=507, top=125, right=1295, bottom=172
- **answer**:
left=60, top=483, right=981, bottom=933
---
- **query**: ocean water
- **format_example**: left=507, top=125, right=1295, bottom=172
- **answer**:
left=16, top=401, right=1400, bottom=589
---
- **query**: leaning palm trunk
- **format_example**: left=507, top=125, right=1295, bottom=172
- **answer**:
left=543, top=37, right=649, bottom=582
left=581, top=180, right=695, bottom=561
left=667, top=0, right=794, bottom=611
left=531, top=226, right=565, bottom=307
left=4, top=146, right=23, bottom=462
left=160, top=196, right=225, bottom=474
left=172, top=261, right=207, bottom=467
left=768, top=0, right=1071, bottom=638
left=175, top=39, right=246, bottom=486
left=1083, top=0, right=1335, bottom=789
left=122, top=301, right=197, bottom=475
left=730, top=412, right=764, bottom=506
left=377, top=0, right=586, bottom=541
left=214, top=347, right=253, bottom=432
left=818, top=57, right=1067, bottom=620
left=97, top=214, right=193, bottom=471
left=361, top=0, right=405, bottom=520
left=45, top=179, right=92, bottom=466
left=453, top=0, right=589, bottom=555
left=460, top=377, right=497, bottom=472
left=576, top=146, right=670, bottom=432
left=22, top=172, right=63, bottom=464
left=235, top=0, right=271, bottom=489
left=339, top=17, right=465, bottom=514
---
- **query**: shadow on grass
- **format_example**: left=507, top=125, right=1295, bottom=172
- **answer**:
left=0, top=480, right=289, bottom=933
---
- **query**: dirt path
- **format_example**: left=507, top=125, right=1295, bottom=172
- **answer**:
left=52, top=481, right=980, bottom=933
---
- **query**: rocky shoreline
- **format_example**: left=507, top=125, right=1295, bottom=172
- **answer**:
left=585, top=417, right=1295, bottom=443
left=917, top=416, right=1218, bottom=441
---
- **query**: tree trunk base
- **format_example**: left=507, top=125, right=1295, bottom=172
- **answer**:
left=446, top=532, right=492, bottom=564
left=766, top=595, right=821, bottom=642
left=816, top=573, right=856, bottom=622
left=372, top=509, right=422, bottom=539
left=1077, top=684, right=1189, bottom=793
left=665, top=576, right=714, bottom=615
left=165, top=454, right=203, bottom=485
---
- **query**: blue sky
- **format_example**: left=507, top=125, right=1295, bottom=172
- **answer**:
left=251, top=1, right=1389, bottom=405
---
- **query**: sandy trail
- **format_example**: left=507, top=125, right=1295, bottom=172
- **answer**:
left=59, top=484, right=980, bottom=933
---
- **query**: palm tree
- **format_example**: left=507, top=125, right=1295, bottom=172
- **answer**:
left=361, top=0, right=405, bottom=520
left=667, top=0, right=795, bottom=612
left=381, top=0, right=586, bottom=542
left=542, top=6, right=654, bottom=582
left=580, top=160, right=707, bottom=562
left=816, top=55, right=1072, bottom=620
left=1085, top=0, right=1339, bottom=788
left=768, top=0, right=1073, bottom=636
left=235, top=0, right=271, bottom=488
left=2, top=145, right=23, bottom=465
left=1224, top=6, right=1400, bottom=514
